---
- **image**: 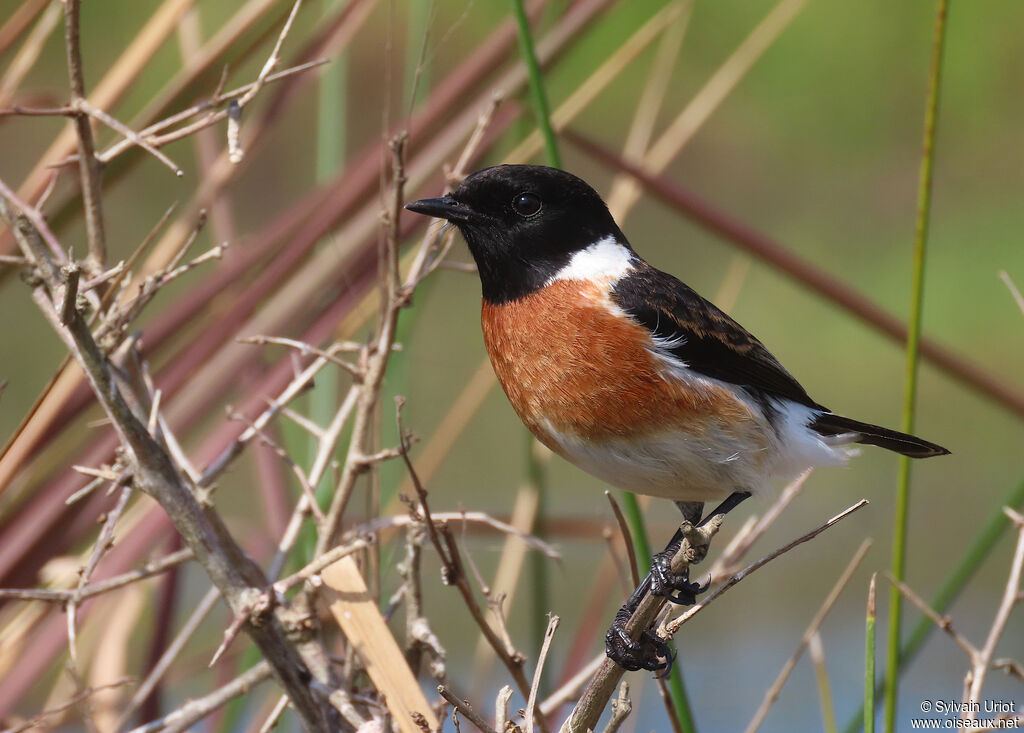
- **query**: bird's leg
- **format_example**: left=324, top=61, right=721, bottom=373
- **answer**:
left=651, top=492, right=750, bottom=603
left=605, top=491, right=751, bottom=672
left=604, top=574, right=674, bottom=673
left=646, top=501, right=704, bottom=604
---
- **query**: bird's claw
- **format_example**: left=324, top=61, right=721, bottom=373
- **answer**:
left=650, top=548, right=709, bottom=606
left=604, top=608, right=675, bottom=676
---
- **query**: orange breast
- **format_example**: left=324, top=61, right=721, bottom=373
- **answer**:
left=480, top=280, right=757, bottom=453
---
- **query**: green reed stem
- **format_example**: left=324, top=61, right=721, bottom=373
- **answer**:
left=510, top=0, right=562, bottom=168
left=885, top=2, right=948, bottom=729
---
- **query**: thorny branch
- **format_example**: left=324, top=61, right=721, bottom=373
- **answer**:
left=0, top=178, right=333, bottom=732
left=0, top=17, right=526, bottom=728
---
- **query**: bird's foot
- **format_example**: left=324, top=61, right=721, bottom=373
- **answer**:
left=650, top=549, right=709, bottom=606
left=604, top=605, right=675, bottom=676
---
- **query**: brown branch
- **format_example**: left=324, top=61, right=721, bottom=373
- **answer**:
left=0, top=548, right=194, bottom=603
left=883, top=572, right=976, bottom=660
left=0, top=174, right=65, bottom=267
left=744, top=539, right=872, bottom=733
left=273, top=537, right=373, bottom=595
left=60, top=263, right=80, bottom=325
left=526, top=616, right=560, bottom=733
left=0, top=104, right=75, bottom=117
left=663, top=500, right=870, bottom=635
left=93, top=211, right=208, bottom=348
left=396, top=398, right=543, bottom=728
left=66, top=475, right=133, bottom=666
left=317, top=132, right=409, bottom=552
left=605, top=490, right=639, bottom=586
left=964, top=508, right=1024, bottom=718
left=75, top=98, right=183, bottom=176
left=437, top=685, right=499, bottom=733
left=63, top=0, right=106, bottom=268
left=129, top=661, right=272, bottom=733
left=602, top=682, right=633, bottom=733
left=239, top=336, right=363, bottom=378
left=44, top=58, right=330, bottom=172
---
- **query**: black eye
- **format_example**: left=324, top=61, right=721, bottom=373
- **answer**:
left=511, top=192, right=542, bottom=217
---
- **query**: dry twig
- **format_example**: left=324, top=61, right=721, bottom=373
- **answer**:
left=743, top=539, right=872, bottom=733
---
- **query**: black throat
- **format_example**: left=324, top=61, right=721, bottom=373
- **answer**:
left=461, top=227, right=576, bottom=305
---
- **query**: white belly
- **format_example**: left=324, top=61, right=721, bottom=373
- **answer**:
left=543, top=400, right=856, bottom=502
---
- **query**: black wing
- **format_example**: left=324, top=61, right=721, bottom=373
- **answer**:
left=612, top=261, right=825, bottom=410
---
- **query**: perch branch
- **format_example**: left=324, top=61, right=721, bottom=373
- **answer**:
left=561, top=499, right=868, bottom=732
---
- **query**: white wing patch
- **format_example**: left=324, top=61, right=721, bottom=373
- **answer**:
left=549, top=236, right=635, bottom=283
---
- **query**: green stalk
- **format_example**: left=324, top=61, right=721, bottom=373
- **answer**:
left=843, top=475, right=1024, bottom=733
left=510, top=0, right=562, bottom=168
left=865, top=574, right=877, bottom=733
left=884, top=2, right=948, bottom=729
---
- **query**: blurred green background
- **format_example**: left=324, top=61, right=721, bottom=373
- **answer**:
left=1, top=0, right=1022, bottom=731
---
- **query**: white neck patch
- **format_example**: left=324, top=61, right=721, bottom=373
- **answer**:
left=549, top=236, right=634, bottom=284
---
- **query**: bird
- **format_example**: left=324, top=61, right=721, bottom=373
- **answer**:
left=405, top=164, right=949, bottom=671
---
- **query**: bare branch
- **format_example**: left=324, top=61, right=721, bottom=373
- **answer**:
left=67, top=476, right=134, bottom=666
left=664, top=499, right=870, bottom=636
left=5, top=678, right=135, bottom=733
left=526, top=616, right=559, bottom=733
left=744, top=539, right=872, bottom=733
left=74, top=98, right=182, bottom=176
left=601, top=682, right=632, bottom=733
left=0, top=548, right=193, bottom=603
left=605, top=490, right=639, bottom=586
left=240, top=335, right=363, bottom=377
left=965, top=508, right=1024, bottom=717
left=562, top=499, right=869, bottom=732
left=438, top=685, right=499, bottom=733
left=1, top=176, right=333, bottom=733
left=883, top=572, right=976, bottom=659
left=116, top=586, right=221, bottom=731
left=63, top=0, right=106, bottom=268
left=0, top=174, right=66, bottom=266
left=128, top=661, right=272, bottom=733
left=273, top=537, right=373, bottom=595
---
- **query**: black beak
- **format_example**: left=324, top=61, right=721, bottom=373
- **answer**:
left=404, top=194, right=476, bottom=223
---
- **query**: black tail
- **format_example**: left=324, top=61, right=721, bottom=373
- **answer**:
left=810, top=413, right=950, bottom=458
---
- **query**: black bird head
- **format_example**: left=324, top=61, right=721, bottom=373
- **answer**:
left=405, top=164, right=628, bottom=304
